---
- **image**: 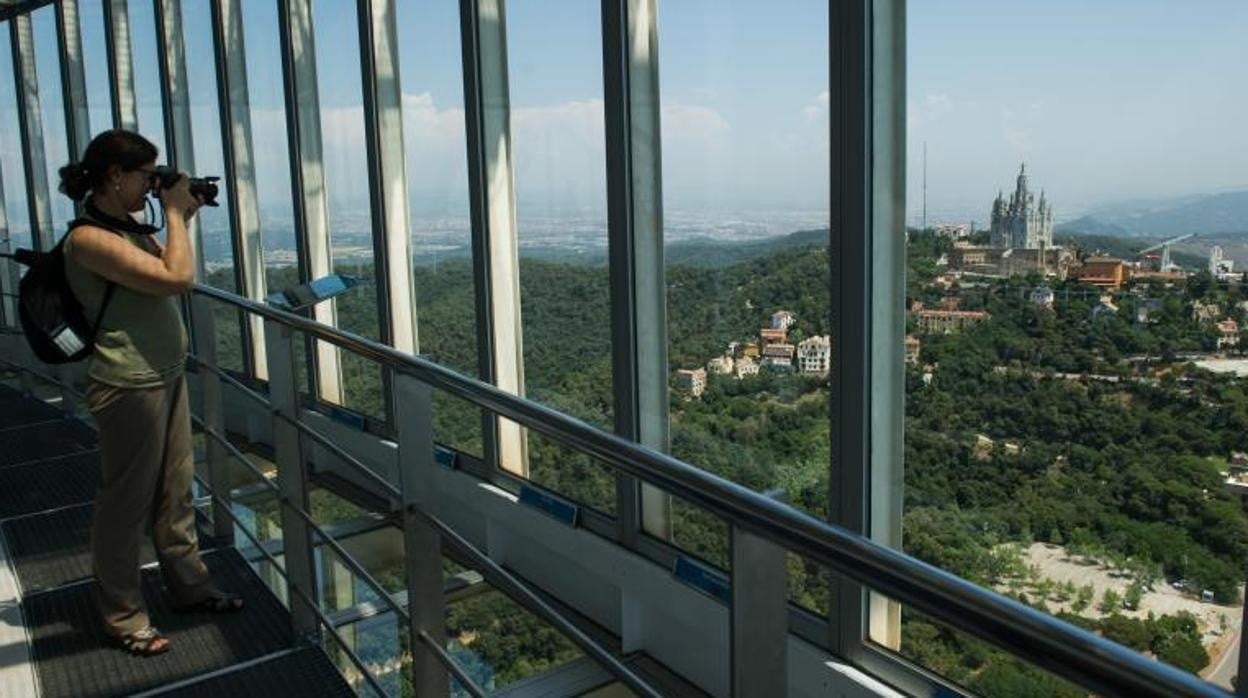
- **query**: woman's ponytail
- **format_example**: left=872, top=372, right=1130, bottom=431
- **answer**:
left=58, top=162, right=92, bottom=201
left=57, top=130, right=159, bottom=202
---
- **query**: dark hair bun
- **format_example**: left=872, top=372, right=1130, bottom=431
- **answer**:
left=58, top=162, right=91, bottom=201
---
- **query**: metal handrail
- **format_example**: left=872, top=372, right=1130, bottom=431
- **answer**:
left=192, top=420, right=411, bottom=627
left=197, top=479, right=388, bottom=698
left=191, top=356, right=400, bottom=500
left=192, top=369, right=661, bottom=694
left=192, top=283, right=1229, bottom=698
left=417, top=630, right=488, bottom=698
left=0, top=358, right=389, bottom=696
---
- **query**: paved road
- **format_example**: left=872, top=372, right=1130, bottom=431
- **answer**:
left=1207, top=626, right=1240, bottom=690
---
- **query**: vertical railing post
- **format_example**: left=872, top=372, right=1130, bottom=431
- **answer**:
left=392, top=369, right=449, bottom=697
left=264, top=318, right=319, bottom=642
left=730, top=524, right=788, bottom=698
left=191, top=294, right=234, bottom=545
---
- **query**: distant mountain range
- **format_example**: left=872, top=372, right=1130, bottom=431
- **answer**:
left=1057, top=191, right=1248, bottom=237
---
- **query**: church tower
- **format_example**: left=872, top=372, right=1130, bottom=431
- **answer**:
left=990, top=164, right=1054, bottom=249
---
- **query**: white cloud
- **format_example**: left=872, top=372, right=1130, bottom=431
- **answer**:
left=908, top=94, right=954, bottom=129
left=803, top=90, right=830, bottom=120
left=661, top=104, right=730, bottom=140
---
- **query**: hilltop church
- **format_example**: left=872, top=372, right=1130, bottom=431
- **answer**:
left=989, top=164, right=1055, bottom=250
left=947, top=164, right=1070, bottom=278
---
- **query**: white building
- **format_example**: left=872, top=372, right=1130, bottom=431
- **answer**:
left=707, top=356, right=734, bottom=375
left=1210, top=246, right=1225, bottom=276
left=797, top=335, right=831, bottom=375
left=1029, top=286, right=1055, bottom=309
left=735, top=356, right=760, bottom=378
left=676, top=368, right=707, bottom=397
left=771, top=310, right=796, bottom=331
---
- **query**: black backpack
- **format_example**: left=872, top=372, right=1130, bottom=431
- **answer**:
left=9, top=220, right=117, bottom=364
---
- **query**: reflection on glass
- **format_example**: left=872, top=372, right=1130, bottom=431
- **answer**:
left=239, top=0, right=295, bottom=295
left=396, top=0, right=485, bottom=458
left=446, top=588, right=583, bottom=692
left=127, top=0, right=166, bottom=151
left=0, top=31, right=33, bottom=251
left=32, top=8, right=74, bottom=233
left=79, top=0, right=112, bottom=136
left=181, top=1, right=245, bottom=373
left=506, top=0, right=615, bottom=509
left=897, top=605, right=1084, bottom=697
left=311, top=0, right=383, bottom=420
left=657, top=0, right=831, bottom=589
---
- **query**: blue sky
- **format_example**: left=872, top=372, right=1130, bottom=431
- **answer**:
left=2, top=0, right=1246, bottom=244
left=909, top=0, right=1248, bottom=223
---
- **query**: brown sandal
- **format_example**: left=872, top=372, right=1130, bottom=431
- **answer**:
left=116, top=626, right=170, bottom=656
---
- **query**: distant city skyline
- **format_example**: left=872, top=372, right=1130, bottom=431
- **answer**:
left=2, top=1, right=1246, bottom=244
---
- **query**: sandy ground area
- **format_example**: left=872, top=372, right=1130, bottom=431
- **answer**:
left=997, top=543, right=1242, bottom=678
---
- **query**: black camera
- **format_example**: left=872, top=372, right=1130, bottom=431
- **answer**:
left=152, top=165, right=221, bottom=207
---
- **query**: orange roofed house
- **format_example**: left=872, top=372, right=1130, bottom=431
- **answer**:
left=1075, top=257, right=1128, bottom=289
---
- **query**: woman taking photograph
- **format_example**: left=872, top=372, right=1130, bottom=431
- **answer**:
left=59, top=129, right=242, bottom=657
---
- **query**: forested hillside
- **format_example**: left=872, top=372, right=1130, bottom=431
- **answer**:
left=206, top=230, right=1248, bottom=694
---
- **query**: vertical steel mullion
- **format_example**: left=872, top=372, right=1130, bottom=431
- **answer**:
left=458, top=0, right=501, bottom=479
left=0, top=161, right=13, bottom=328
left=277, top=0, right=343, bottom=405
left=358, top=0, right=415, bottom=434
left=829, top=0, right=906, bottom=658
left=10, top=14, right=53, bottom=252
left=601, top=0, right=670, bottom=545
left=191, top=295, right=233, bottom=545
left=828, top=0, right=871, bottom=662
left=152, top=0, right=186, bottom=170
left=152, top=0, right=199, bottom=356
left=867, top=0, right=906, bottom=652
left=730, top=524, right=788, bottom=697
left=102, top=0, right=137, bottom=131
left=265, top=318, right=320, bottom=642
left=54, top=0, right=91, bottom=159
left=51, top=1, right=92, bottom=413
left=392, top=370, right=449, bottom=697
left=211, top=0, right=268, bottom=381
left=458, top=0, right=527, bottom=476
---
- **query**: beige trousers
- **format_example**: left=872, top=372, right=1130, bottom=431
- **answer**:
left=86, top=374, right=215, bottom=636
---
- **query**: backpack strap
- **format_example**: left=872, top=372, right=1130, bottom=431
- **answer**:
left=66, top=217, right=120, bottom=338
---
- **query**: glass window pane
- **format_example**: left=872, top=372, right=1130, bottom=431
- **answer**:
left=311, top=0, right=384, bottom=421
left=658, top=0, right=831, bottom=569
left=128, top=0, right=166, bottom=151
left=0, top=29, right=33, bottom=252
left=79, top=0, right=112, bottom=136
left=901, top=1, right=1248, bottom=687
left=506, top=0, right=614, bottom=510
left=32, top=8, right=74, bottom=233
left=239, top=0, right=295, bottom=294
left=182, top=0, right=244, bottom=374
left=396, top=0, right=484, bottom=458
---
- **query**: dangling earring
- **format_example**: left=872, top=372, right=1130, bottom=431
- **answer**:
left=113, top=182, right=121, bottom=192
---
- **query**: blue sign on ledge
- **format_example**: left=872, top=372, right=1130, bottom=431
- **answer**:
left=327, top=405, right=366, bottom=431
left=519, top=485, right=580, bottom=527
left=434, top=445, right=457, bottom=469
left=673, top=556, right=731, bottom=605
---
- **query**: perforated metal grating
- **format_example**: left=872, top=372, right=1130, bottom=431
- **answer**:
left=24, top=548, right=294, bottom=698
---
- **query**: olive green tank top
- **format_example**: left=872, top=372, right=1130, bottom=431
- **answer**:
left=63, top=224, right=188, bottom=388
